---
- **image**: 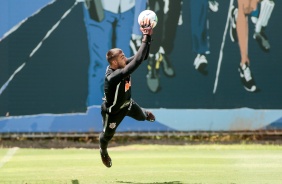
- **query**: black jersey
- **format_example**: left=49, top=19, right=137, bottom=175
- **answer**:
left=104, top=66, right=132, bottom=113
left=103, top=39, right=150, bottom=114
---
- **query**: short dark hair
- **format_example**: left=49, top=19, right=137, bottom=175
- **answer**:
left=106, top=48, right=122, bottom=63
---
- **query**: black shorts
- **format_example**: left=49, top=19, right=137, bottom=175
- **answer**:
left=101, top=99, right=147, bottom=135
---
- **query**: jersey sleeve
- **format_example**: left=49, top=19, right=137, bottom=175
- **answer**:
left=107, top=35, right=151, bottom=83
left=121, top=40, right=151, bottom=76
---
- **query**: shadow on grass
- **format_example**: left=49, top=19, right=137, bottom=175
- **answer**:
left=70, top=180, right=183, bottom=184
left=72, top=179, right=79, bottom=184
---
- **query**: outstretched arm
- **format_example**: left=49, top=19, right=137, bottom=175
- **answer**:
left=126, top=39, right=150, bottom=64
left=121, top=34, right=152, bottom=77
left=121, top=19, right=154, bottom=76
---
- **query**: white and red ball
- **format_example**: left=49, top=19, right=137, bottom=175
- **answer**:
left=138, top=10, right=158, bottom=28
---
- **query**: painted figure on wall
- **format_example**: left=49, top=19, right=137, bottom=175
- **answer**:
left=83, top=0, right=135, bottom=106
left=131, top=0, right=181, bottom=93
left=229, top=0, right=275, bottom=92
left=190, top=0, right=223, bottom=76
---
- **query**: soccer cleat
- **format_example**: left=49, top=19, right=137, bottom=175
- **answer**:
left=229, top=6, right=238, bottom=42
left=159, top=53, right=175, bottom=77
left=145, top=111, right=155, bottom=122
left=238, top=63, right=257, bottom=92
left=146, top=55, right=160, bottom=93
left=253, top=28, right=270, bottom=52
left=209, top=0, right=219, bottom=12
left=193, top=54, right=208, bottom=75
left=100, top=149, right=112, bottom=168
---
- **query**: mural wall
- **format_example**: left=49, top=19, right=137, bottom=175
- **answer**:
left=0, top=0, right=281, bottom=133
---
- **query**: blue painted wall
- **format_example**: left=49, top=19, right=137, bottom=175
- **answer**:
left=0, top=0, right=281, bottom=133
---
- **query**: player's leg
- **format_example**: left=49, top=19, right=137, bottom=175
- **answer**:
left=253, top=0, right=274, bottom=51
left=162, top=0, right=182, bottom=54
left=159, top=0, right=182, bottom=77
left=236, top=0, right=249, bottom=64
left=236, top=0, right=257, bottom=92
left=126, top=100, right=155, bottom=122
left=99, top=110, right=113, bottom=168
left=99, top=107, right=128, bottom=168
left=190, top=0, right=209, bottom=75
left=255, top=0, right=274, bottom=33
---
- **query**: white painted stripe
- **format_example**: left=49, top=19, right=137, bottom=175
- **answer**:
left=0, top=1, right=79, bottom=96
left=213, top=0, right=234, bottom=94
left=0, top=63, right=26, bottom=95
left=29, top=1, right=78, bottom=57
left=0, top=1, right=56, bottom=42
left=0, top=147, right=19, bottom=169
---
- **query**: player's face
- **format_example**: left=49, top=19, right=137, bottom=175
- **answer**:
left=116, top=52, right=127, bottom=68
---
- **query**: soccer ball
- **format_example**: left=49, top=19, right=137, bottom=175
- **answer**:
left=138, top=10, right=158, bottom=28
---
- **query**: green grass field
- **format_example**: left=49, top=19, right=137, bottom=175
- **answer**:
left=1, top=144, right=282, bottom=184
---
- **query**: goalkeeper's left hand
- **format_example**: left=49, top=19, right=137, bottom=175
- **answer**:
left=140, top=18, right=153, bottom=36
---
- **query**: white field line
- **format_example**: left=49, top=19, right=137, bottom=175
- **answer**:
left=0, top=147, right=19, bottom=169
left=213, top=0, right=234, bottom=94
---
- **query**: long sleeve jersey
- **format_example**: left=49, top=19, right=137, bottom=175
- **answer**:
left=103, top=37, right=151, bottom=114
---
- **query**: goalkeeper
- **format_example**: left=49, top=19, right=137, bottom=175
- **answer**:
left=99, top=18, right=156, bottom=168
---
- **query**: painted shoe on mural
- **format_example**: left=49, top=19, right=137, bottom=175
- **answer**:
left=146, top=55, right=160, bottom=93
left=209, top=0, right=219, bottom=12
left=238, top=63, right=258, bottom=92
left=253, top=28, right=270, bottom=52
left=194, top=54, right=208, bottom=75
left=159, top=53, right=175, bottom=77
left=130, top=34, right=142, bottom=55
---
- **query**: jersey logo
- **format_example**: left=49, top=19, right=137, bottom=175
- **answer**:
left=109, top=122, right=116, bottom=129
left=125, top=80, right=131, bottom=92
